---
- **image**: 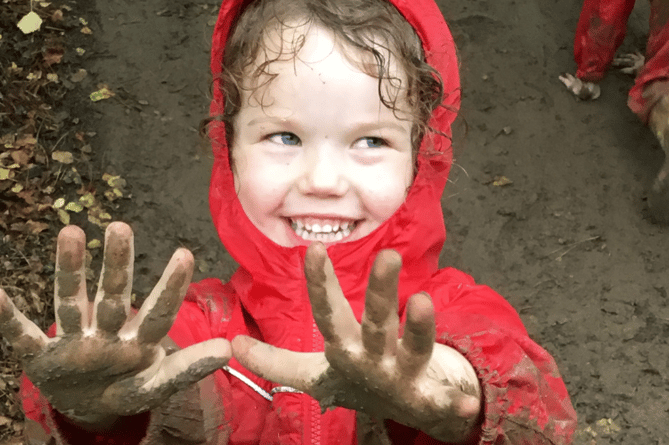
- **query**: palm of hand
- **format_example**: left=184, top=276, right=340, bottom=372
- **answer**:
left=233, top=243, right=481, bottom=443
left=0, top=223, right=231, bottom=426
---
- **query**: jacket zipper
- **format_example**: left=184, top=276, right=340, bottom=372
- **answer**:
left=311, top=319, right=323, bottom=445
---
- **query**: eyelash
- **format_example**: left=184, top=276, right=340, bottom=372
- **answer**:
left=267, top=132, right=389, bottom=149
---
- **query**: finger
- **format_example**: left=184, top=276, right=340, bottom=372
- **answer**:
left=361, top=249, right=401, bottom=357
left=120, top=248, right=194, bottom=344
left=304, top=243, right=359, bottom=347
left=232, top=335, right=328, bottom=392
left=54, top=225, right=89, bottom=335
left=0, top=289, right=49, bottom=359
left=397, top=292, right=435, bottom=377
left=103, top=338, right=232, bottom=415
left=93, top=222, right=134, bottom=335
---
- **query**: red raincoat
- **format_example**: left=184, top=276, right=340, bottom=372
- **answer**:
left=21, top=0, right=577, bottom=443
left=574, top=0, right=669, bottom=122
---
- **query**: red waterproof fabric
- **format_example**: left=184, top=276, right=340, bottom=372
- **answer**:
left=574, top=0, right=669, bottom=123
left=21, top=0, right=577, bottom=444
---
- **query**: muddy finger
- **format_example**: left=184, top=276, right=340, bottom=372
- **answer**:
left=0, top=289, right=49, bottom=359
left=304, top=243, right=359, bottom=348
left=232, top=335, right=327, bottom=393
left=103, top=338, right=231, bottom=415
left=55, top=225, right=89, bottom=335
left=122, top=248, right=194, bottom=344
left=361, top=249, right=401, bottom=357
left=93, top=222, right=134, bottom=335
left=397, top=292, right=435, bottom=377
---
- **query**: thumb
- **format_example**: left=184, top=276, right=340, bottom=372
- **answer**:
left=103, top=338, right=231, bottom=415
left=232, top=335, right=328, bottom=392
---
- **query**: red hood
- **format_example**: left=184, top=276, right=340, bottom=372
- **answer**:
left=208, top=0, right=460, bottom=344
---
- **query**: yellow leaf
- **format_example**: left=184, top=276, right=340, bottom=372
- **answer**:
left=46, top=73, right=59, bottom=82
left=53, top=197, right=65, bottom=209
left=492, top=176, right=513, bottom=187
left=17, top=11, right=43, bottom=34
left=87, top=239, right=102, bottom=249
left=57, top=209, right=70, bottom=225
left=0, top=168, right=11, bottom=180
left=90, top=86, right=115, bottom=102
left=81, top=26, right=92, bottom=35
left=11, top=183, right=23, bottom=193
left=65, top=202, right=84, bottom=213
left=79, top=193, right=96, bottom=207
left=102, top=173, right=126, bottom=188
left=79, top=17, right=88, bottom=26
left=52, top=151, right=74, bottom=164
left=75, top=47, right=86, bottom=56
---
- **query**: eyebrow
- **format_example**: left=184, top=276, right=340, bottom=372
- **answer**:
left=247, top=116, right=409, bottom=135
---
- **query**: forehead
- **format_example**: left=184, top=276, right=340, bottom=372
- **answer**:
left=249, top=20, right=407, bottom=93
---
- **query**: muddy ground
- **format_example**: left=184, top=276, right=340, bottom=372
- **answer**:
left=4, top=0, right=669, bottom=443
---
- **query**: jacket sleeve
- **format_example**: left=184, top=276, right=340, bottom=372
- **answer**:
left=413, top=268, right=578, bottom=445
left=19, top=278, right=233, bottom=445
left=574, top=0, right=636, bottom=82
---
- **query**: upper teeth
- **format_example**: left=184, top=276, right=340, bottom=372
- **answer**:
left=291, top=219, right=356, bottom=239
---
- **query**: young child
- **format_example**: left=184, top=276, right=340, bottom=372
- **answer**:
left=559, top=0, right=669, bottom=222
left=0, top=0, right=577, bottom=443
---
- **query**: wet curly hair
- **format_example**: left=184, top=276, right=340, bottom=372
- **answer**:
left=213, top=0, right=447, bottom=154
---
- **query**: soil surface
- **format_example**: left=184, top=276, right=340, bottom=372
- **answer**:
left=3, top=0, right=669, bottom=443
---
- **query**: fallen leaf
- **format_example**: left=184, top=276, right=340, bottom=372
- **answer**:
left=0, top=168, right=12, bottom=180
left=90, top=86, right=115, bottom=102
left=44, top=48, right=64, bottom=66
left=11, top=150, right=32, bottom=165
left=15, top=135, right=37, bottom=147
left=26, top=220, right=49, bottom=234
left=64, top=202, right=84, bottom=213
left=17, top=11, right=43, bottom=34
left=11, top=184, right=23, bottom=193
left=57, top=209, right=70, bottom=225
left=87, top=239, right=102, bottom=249
left=79, top=17, right=88, bottom=26
left=47, top=73, right=59, bottom=82
left=26, top=72, right=42, bottom=81
left=53, top=197, right=65, bottom=209
left=492, top=176, right=513, bottom=187
left=70, top=69, right=87, bottom=83
left=0, top=415, right=11, bottom=427
left=79, top=193, right=96, bottom=207
left=102, top=173, right=126, bottom=188
left=81, top=26, right=92, bottom=35
left=51, top=9, right=63, bottom=22
left=52, top=151, right=74, bottom=164
left=75, top=47, right=86, bottom=56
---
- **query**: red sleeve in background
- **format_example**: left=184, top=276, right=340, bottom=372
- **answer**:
left=574, top=0, right=636, bottom=82
left=628, top=0, right=669, bottom=123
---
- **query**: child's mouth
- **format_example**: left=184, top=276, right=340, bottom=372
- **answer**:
left=289, top=218, right=358, bottom=242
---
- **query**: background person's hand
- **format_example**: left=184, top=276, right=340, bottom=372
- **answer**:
left=232, top=243, right=481, bottom=443
left=613, top=51, right=645, bottom=76
left=559, top=73, right=601, bottom=100
left=0, top=222, right=231, bottom=429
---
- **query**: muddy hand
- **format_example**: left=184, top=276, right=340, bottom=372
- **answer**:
left=233, top=243, right=481, bottom=443
left=613, top=51, right=645, bottom=76
left=559, top=73, right=601, bottom=100
left=0, top=222, right=231, bottom=428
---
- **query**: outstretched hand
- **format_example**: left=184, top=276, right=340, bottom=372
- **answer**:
left=559, top=73, right=601, bottom=100
left=232, top=243, right=481, bottom=443
left=0, top=223, right=231, bottom=428
left=613, top=51, right=645, bottom=76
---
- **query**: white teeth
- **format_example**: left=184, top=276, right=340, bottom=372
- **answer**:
left=290, top=219, right=357, bottom=242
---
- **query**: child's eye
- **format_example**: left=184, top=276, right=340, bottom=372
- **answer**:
left=268, top=132, right=301, bottom=146
left=356, top=137, right=387, bottom=149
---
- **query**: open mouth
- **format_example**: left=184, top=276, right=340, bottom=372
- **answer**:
left=289, top=218, right=359, bottom=242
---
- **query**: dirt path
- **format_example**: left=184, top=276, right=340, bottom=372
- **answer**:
left=27, top=0, right=669, bottom=443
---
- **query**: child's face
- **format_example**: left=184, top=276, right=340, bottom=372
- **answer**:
left=231, top=24, right=414, bottom=247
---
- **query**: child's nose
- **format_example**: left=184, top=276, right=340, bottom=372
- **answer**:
left=298, top=146, right=348, bottom=197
